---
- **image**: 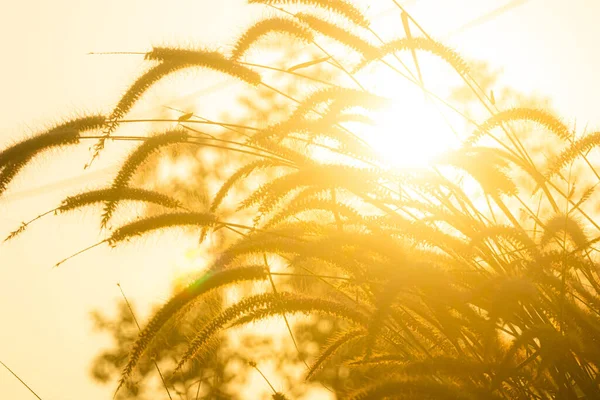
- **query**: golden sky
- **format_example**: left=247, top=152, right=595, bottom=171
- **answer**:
left=1, top=0, right=599, bottom=398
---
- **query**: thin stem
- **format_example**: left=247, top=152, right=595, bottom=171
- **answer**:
left=239, top=61, right=337, bottom=87
left=249, top=361, right=277, bottom=395
left=117, top=118, right=261, bottom=132
left=117, top=283, right=173, bottom=400
left=263, top=254, right=309, bottom=370
left=54, top=240, right=107, bottom=268
left=0, top=359, right=43, bottom=400
left=79, top=135, right=295, bottom=165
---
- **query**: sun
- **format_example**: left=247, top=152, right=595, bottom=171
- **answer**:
left=357, top=57, right=464, bottom=170
left=367, top=96, right=459, bottom=169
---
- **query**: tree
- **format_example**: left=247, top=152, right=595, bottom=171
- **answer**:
left=3, top=1, right=600, bottom=399
left=90, top=43, right=348, bottom=399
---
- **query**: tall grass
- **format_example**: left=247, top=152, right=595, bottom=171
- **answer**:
left=3, top=1, right=600, bottom=398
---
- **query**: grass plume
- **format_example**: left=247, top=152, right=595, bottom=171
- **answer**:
left=231, top=17, right=313, bottom=60
left=249, top=0, right=369, bottom=28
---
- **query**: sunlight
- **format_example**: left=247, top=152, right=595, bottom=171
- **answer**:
left=360, top=64, right=462, bottom=170
left=368, top=96, right=459, bottom=169
left=6, top=0, right=600, bottom=397
left=157, top=156, right=193, bottom=183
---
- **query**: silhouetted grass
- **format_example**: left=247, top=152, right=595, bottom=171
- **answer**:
left=3, top=1, right=600, bottom=399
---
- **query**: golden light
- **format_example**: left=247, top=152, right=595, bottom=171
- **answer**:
left=157, top=156, right=193, bottom=183
left=361, top=67, right=462, bottom=170
left=368, top=96, right=459, bottom=169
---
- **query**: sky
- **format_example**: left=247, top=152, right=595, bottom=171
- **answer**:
left=1, top=0, right=599, bottom=398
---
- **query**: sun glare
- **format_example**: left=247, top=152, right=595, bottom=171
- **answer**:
left=368, top=96, right=459, bottom=169
left=362, top=68, right=462, bottom=170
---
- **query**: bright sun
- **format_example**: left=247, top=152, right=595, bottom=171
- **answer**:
left=368, top=96, right=459, bottom=169
left=359, top=56, right=463, bottom=170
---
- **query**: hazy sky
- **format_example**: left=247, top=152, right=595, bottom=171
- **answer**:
left=1, top=0, right=599, bottom=398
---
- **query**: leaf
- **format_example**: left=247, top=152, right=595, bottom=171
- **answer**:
left=401, top=11, right=423, bottom=86
left=178, top=112, right=194, bottom=121
left=287, top=56, right=331, bottom=72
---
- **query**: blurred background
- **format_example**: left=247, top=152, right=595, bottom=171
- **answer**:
left=1, top=0, right=599, bottom=398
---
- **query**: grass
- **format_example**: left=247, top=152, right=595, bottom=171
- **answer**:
left=2, top=1, right=600, bottom=398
